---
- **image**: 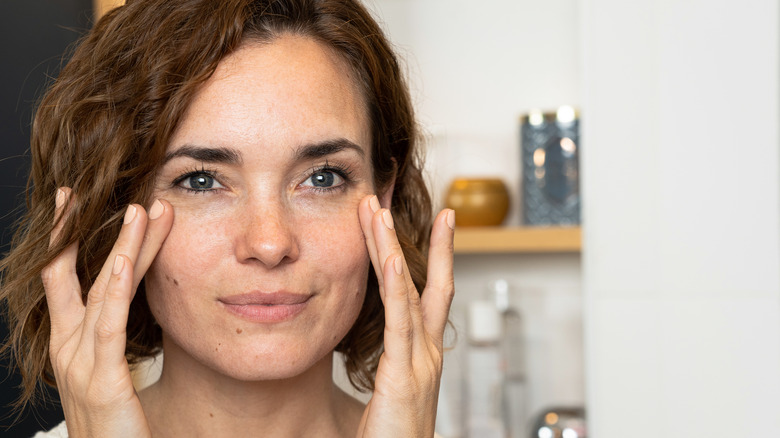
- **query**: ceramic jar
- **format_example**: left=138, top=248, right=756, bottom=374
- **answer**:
left=445, top=178, right=510, bottom=227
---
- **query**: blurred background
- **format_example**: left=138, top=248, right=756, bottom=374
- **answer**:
left=364, top=1, right=780, bottom=437
left=2, top=0, right=779, bottom=437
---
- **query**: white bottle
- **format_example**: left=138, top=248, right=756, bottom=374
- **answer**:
left=466, top=300, right=506, bottom=438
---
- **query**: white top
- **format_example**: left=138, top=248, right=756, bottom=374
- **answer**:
left=32, top=421, right=68, bottom=437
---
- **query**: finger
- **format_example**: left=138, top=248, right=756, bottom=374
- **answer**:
left=358, top=194, right=385, bottom=298
left=83, top=204, right=148, bottom=328
left=92, top=204, right=149, bottom=293
left=421, top=209, right=456, bottom=347
left=372, top=208, right=425, bottom=345
left=381, top=254, right=413, bottom=363
left=93, top=254, right=132, bottom=370
left=48, top=187, right=70, bottom=248
left=42, top=187, right=84, bottom=334
left=132, top=199, right=174, bottom=291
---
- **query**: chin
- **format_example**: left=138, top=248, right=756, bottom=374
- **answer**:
left=161, top=325, right=343, bottom=383
left=222, top=344, right=333, bottom=382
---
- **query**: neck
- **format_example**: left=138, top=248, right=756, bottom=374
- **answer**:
left=138, top=338, right=364, bottom=438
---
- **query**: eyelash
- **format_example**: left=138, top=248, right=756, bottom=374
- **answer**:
left=304, top=162, right=354, bottom=194
left=172, top=166, right=222, bottom=194
left=170, top=162, right=355, bottom=195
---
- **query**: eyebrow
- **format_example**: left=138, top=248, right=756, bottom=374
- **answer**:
left=163, top=138, right=366, bottom=165
left=163, top=145, right=243, bottom=165
left=293, top=138, right=366, bottom=161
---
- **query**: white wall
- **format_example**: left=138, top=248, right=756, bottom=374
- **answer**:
left=581, top=1, right=780, bottom=436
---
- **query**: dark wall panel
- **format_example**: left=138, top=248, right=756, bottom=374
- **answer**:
left=1, top=1, right=93, bottom=436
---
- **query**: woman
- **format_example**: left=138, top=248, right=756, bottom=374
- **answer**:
left=0, top=0, right=455, bottom=436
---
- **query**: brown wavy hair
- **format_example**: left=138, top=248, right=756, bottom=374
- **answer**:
left=0, top=0, right=431, bottom=409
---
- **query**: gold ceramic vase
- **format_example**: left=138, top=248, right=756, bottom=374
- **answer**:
left=445, top=178, right=510, bottom=227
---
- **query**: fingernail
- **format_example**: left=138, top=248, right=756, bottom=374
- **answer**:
left=124, top=205, right=137, bottom=224
left=382, top=210, right=394, bottom=230
left=369, top=195, right=380, bottom=213
left=55, top=189, right=66, bottom=208
left=393, top=256, right=403, bottom=276
left=112, top=255, right=125, bottom=275
left=148, top=199, right=164, bottom=220
left=446, top=209, right=456, bottom=230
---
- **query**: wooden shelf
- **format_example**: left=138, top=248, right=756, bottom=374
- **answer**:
left=453, top=226, right=581, bottom=254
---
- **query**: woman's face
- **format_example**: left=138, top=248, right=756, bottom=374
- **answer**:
left=145, top=35, right=375, bottom=381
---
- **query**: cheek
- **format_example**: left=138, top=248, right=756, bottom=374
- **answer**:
left=153, top=204, right=235, bottom=270
left=295, top=198, right=371, bottom=320
left=144, top=210, right=231, bottom=315
left=297, top=197, right=369, bottom=270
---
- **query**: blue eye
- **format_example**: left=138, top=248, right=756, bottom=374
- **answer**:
left=175, top=171, right=223, bottom=192
left=189, top=174, right=214, bottom=189
left=304, top=169, right=344, bottom=189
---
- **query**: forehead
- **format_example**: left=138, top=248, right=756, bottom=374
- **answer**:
left=168, top=34, right=370, bottom=159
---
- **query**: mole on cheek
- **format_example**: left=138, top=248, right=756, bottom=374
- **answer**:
left=236, top=328, right=243, bottom=334
left=173, top=279, right=179, bottom=286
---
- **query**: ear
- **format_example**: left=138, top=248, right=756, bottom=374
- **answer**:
left=378, top=158, right=397, bottom=209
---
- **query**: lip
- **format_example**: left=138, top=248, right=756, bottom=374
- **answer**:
left=218, top=291, right=311, bottom=323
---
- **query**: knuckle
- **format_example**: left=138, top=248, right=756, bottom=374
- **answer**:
left=432, top=354, right=443, bottom=376
left=388, top=239, right=404, bottom=254
left=418, top=360, right=440, bottom=389
left=106, top=282, right=128, bottom=300
left=398, top=324, right=414, bottom=343
left=94, top=319, right=119, bottom=343
left=441, top=279, right=456, bottom=299
left=41, top=262, right=64, bottom=288
left=388, top=318, right=413, bottom=342
left=92, top=275, right=108, bottom=294
left=63, top=366, right=82, bottom=390
left=40, top=266, right=55, bottom=288
left=41, top=259, right=78, bottom=290
left=53, top=354, right=70, bottom=376
left=86, top=289, right=106, bottom=310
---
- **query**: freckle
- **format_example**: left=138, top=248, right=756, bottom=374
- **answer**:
left=209, top=413, right=214, bottom=418
left=236, top=328, right=243, bottom=334
left=173, top=279, right=179, bottom=286
left=165, top=274, right=171, bottom=281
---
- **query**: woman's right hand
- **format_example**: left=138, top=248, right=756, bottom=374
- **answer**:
left=41, top=187, right=174, bottom=438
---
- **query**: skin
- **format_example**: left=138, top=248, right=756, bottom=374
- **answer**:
left=42, top=34, right=455, bottom=438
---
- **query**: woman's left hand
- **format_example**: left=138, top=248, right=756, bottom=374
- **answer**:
left=356, top=194, right=455, bottom=438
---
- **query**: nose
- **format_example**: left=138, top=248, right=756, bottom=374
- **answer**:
left=234, top=198, right=300, bottom=268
